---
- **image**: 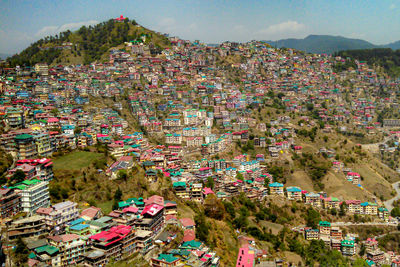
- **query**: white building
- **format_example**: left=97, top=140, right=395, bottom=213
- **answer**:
left=36, top=201, right=79, bottom=230
left=14, top=179, right=50, bottom=214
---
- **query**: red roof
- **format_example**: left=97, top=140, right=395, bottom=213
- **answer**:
left=141, top=204, right=163, bottom=216
left=179, top=218, right=195, bottom=227
left=90, top=225, right=131, bottom=247
left=80, top=206, right=101, bottom=219
left=145, top=195, right=164, bottom=206
left=183, top=229, right=195, bottom=242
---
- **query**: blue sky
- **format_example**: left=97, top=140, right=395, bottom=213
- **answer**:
left=0, top=0, right=399, bottom=54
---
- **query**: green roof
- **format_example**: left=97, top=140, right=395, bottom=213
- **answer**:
left=181, top=240, right=202, bottom=249
left=28, top=252, right=36, bottom=259
left=341, top=240, right=354, bottom=247
left=319, top=221, right=331, bottom=227
left=15, top=134, right=33, bottom=140
left=11, top=179, right=42, bottom=190
left=157, top=254, right=178, bottom=263
left=173, top=181, right=186, bottom=188
left=35, top=245, right=59, bottom=256
left=169, top=249, right=191, bottom=257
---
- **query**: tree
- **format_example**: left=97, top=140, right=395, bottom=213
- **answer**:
left=391, top=207, right=400, bottom=217
left=194, top=212, right=209, bottom=243
left=306, top=208, right=321, bottom=229
left=11, top=170, right=26, bottom=184
left=353, top=258, right=369, bottom=267
left=74, top=127, right=82, bottom=135
left=14, top=237, right=28, bottom=266
left=359, top=243, right=366, bottom=256
left=222, top=201, right=235, bottom=219
left=236, top=172, right=244, bottom=180
left=206, top=176, right=214, bottom=189
left=112, top=188, right=123, bottom=210
left=50, top=108, right=59, bottom=117
left=117, top=169, right=128, bottom=181
left=330, top=208, right=337, bottom=216
left=114, top=188, right=122, bottom=201
left=204, top=194, right=225, bottom=220
left=339, top=202, right=347, bottom=217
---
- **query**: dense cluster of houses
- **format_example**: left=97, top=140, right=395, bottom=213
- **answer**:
left=2, top=23, right=400, bottom=266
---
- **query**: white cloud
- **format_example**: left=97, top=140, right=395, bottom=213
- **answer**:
left=35, top=20, right=99, bottom=38
left=390, top=3, right=396, bottom=10
left=257, top=21, right=306, bottom=36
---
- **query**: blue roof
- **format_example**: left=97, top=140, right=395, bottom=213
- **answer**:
left=286, top=186, right=301, bottom=192
left=269, top=182, right=283, bottom=187
left=69, top=218, right=85, bottom=226
left=70, top=224, right=89, bottom=231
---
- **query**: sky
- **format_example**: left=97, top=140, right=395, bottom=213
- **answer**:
left=0, top=0, right=400, bottom=54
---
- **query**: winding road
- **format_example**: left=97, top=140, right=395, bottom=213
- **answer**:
left=384, top=181, right=400, bottom=211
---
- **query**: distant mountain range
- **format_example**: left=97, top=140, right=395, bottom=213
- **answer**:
left=264, top=35, right=400, bottom=54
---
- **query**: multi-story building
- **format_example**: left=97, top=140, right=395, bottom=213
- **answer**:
left=34, top=132, right=53, bottom=157
left=36, top=201, right=79, bottom=231
left=15, top=133, right=38, bottom=159
left=304, top=192, right=322, bottom=209
left=366, top=250, right=384, bottom=265
left=165, top=133, right=182, bottom=144
left=135, top=204, right=164, bottom=236
left=330, top=227, right=342, bottom=240
left=345, top=200, right=362, bottom=214
left=190, top=183, right=203, bottom=202
left=322, top=197, right=340, bottom=210
left=13, top=179, right=50, bottom=214
left=87, top=225, right=135, bottom=265
left=286, top=186, right=302, bottom=201
left=305, top=229, right=319, bottom=240
left=361, top=202, right=378, bottom=215
left=15, top=158, right=54, bottom=181
left=7, top=215, right=46, bottom=240
left=0, top=188, right=20, bottom=218
left=48, top=234, right=88, bottom=266
left=341, top=240, right=355, bottom=256
left=35, top=63, right=49, bottom=75
left=6, top=107, right=25, bottom=128
left=173, top=182, right=189, bottom=199
left=151, top=254, right=181, bottom=267
left=378, top=207, right=389, bottom=221
left=269, top=182, right=284, bottom=196
left=319, top=221, right=331, bottom=238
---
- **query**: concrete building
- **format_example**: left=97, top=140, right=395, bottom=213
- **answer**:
left=13, top=179, right=50, bottom=214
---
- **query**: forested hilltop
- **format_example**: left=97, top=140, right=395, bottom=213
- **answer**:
left=7, top=18, right=171, bottom=66
left=336, top=48, right=400, bottom=77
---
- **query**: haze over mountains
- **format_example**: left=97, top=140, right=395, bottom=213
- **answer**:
left=265, top=35, right=400, bottom=54
left=0, top=53, right=11, bottom=60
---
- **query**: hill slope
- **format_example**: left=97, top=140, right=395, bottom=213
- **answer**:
left=385, top=40, right=400, bottom=50
left=265, top=35, right=377, bottom=54
left=7, top=18, right=171, bottom=66
left=336, top=48, right=400, bottom=77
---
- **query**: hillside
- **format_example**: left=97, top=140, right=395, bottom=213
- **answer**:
left=7, top=18, right=171, bottom=66
left=336, top=48, right=400, bottom=77
left=385, top=40, right=400, bottom=50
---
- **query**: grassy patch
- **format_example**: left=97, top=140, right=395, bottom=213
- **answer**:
left=97, top=200, right=114, bottom=214
left=53, top=151, right=103, bottom=170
